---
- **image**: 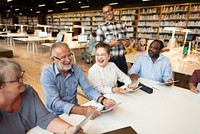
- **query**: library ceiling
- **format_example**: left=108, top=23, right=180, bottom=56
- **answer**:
left=0, top=0, right=199, bottom=16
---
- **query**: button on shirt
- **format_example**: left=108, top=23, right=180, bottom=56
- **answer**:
left=96, top=21, right=127, bottom=57
left=40, top=64, right=102, bottom=115
left=88, top=62, right=132, bottom=94
left=128, top=53, right=173, bottom=83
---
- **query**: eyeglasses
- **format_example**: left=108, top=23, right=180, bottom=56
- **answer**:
left=103, top=8, right=113, bottom=15
left=0, top=71, right=25, bottom=89
left=54, top=53, right=73, bottom=61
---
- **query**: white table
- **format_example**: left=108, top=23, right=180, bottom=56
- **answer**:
left=27, top=78, right=200, bottom=134
left=0, top=33, right=28, bottom=47
left=13, top=37, right=56, bottom=52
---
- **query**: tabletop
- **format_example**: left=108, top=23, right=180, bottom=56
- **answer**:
left=27, top=78, right=200, bottom=134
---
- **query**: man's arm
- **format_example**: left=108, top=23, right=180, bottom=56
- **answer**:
left=40, top=69, right=74, bottom=115
left=128, top=56, right=141, bottom=81
left=162, top=58, right=173, bottom=86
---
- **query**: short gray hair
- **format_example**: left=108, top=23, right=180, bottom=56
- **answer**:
left=50, top=42, right=69, bottom=57
left=0, top=58, right=22, bottom=89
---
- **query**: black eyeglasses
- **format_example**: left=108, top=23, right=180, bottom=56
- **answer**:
left=0, top=71, right=25, bottom=89
left=53, top=53, right=73, bottom=61
left=103, top=8, right=113, bottom=15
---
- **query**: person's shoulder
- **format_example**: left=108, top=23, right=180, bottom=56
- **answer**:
left=23, top=84, right=37, bottom=96
left=137, top=53, right=147, bottom=59
left=89, top=63, right=99, bottom=71
left=160, top=54, right=170, bottom=62
left=194, top=69, right=200, bottom=74
left=108, top=62, right=116, bottom=67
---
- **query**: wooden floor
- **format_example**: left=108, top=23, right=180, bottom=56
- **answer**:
left=0, top=40, right=94, bottom=105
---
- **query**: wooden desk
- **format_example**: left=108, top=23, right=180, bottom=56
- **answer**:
left=27, top=78, right=200, bottom=134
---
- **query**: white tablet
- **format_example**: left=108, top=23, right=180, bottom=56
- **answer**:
left=126, top=86, right=142, bottom=92
left=100, top=102, right=122, bottom=113
left=73, top=108, right=96, bottom=134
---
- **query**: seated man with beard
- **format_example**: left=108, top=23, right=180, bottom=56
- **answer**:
left=40, top=42, right=116, bottom=119
left=128, top=39, right=173, bottom=86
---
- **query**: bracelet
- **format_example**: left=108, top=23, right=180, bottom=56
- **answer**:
left=100, top=97, right=107, bottom=105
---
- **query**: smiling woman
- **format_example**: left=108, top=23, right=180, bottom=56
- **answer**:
left=88, top=42, right=138, bottom=94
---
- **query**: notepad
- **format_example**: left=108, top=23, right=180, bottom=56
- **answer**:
left=102, top=126, right=137, bottom=134
left=73, top=108, right=96, bottom=134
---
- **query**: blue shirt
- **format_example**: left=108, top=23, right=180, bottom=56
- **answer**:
left=128, top=53, right=173, bottom=83
left=40, top=64, right=102, bottom=115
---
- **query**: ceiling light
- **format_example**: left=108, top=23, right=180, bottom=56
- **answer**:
left=142, top=0, right=151, bottom=1
left=56, top=1, right=66, bottom=4
left=109, top=2, right=118, bottom=5
left=15, top=9, right=19, bottom=11
left=19, top=13, right=23, bottom=15
left=81, top=6, right=90, bottom=8
left=48, top=10, right=53, bottom=12
left=7, top=10, right=11, bottom=12
left=36, top=11, right=41, bottom=13
left=78, top=1, right=81, bottom=4
left=62, top=8, right=69, bottom=10
left=7, top=0, right=12, bottom=2
left=39, top=4, right=45, bottom=7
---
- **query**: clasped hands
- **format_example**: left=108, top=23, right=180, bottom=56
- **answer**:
left=109, top=38, right=130, bottom=47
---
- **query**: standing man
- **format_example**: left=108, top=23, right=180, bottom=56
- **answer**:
left=40, top=42, right=116, bottom=119
left=96, top=4, right=130, bottom=77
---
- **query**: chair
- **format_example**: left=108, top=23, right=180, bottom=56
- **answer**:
left=41, top=33, right=64, bottom=47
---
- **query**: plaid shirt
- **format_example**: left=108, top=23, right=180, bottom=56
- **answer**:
left=96, top=21, right=127, bottom=57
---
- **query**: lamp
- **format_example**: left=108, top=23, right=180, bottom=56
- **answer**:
left=164, top=27, right=183, bottom=49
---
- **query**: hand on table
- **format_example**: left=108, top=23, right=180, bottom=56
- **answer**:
left=130, top=74, right=138, bottom=82
left=103, top=98, right=116, bottom=110
left=112, top=87, right=130, bottom=93
left=84, top=106, right=100, bottom=120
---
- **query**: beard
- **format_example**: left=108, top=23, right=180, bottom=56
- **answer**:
left=58, top=61, right=72, bottom=71
left=148, top=50, right=159, bottom=59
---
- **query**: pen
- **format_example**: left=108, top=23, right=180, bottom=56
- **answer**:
left=164, top=80, right=179, bottom=84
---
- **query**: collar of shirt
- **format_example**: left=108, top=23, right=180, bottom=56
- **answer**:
left=104, top=21, right=119, bottom=25
left=95, top=62, right=114, bottom=72
left=144, top=53, right=165, bottom=62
